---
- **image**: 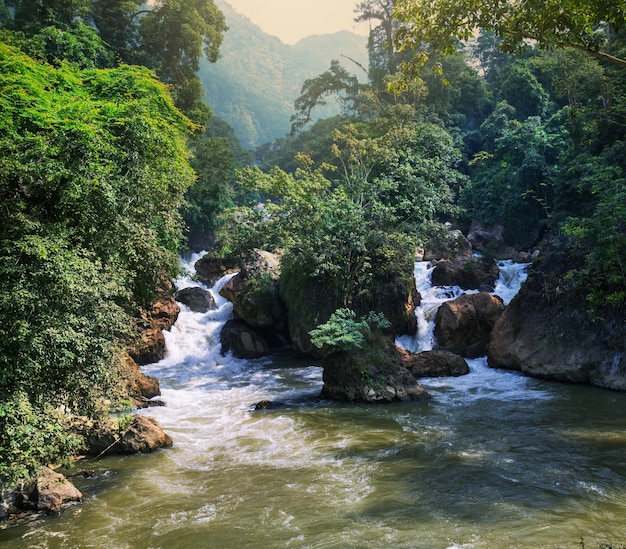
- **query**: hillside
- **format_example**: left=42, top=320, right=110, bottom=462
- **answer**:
left=200, top=1, right=368, bottom=148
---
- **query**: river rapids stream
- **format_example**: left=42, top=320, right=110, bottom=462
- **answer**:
left=2, top=256, right=626, bottom=548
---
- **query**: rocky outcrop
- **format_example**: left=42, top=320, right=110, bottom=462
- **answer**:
left=118, top=352, right=161, bottom=408
left=174, top=286, right=216, bottom=313
left=128, top=296, right=180, bottom=365
left=488, top=243, right=626, bottom=389
left=16, top=467, right=82, bottom=514
left=81, top=416, right=173, bottom=456
left=220, top=319, right=270, bottom=359
left=423, top=227, right=473, bottom=262
left=431, top=255, right=500, bottom=291
left=320, top=337, right=430, bottom=403
left=399, top=348, right=470, bottom=378
left=194, top=252, right=240, bottom=287
left=435, top=292, right=504, bottom=358
left=219, top=249, right=287, bottom=348
left=467, top=220, right=505, bottom=255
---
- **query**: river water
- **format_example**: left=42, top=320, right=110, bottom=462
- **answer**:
left=3, top=257, right=626, bottom=548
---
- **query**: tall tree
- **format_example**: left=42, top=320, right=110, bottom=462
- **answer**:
left=394, top=0, right=626, bottom=68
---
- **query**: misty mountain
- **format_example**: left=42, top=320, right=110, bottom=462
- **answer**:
left=200, top=1, right=368, bottom=148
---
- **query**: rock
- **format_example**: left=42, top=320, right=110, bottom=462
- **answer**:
left=128, top=296, right=180, bottom=365
left=84, top=416, right=173, bottom=456
left=118, top=352, right=161, bottom=408
left=399, top=348, right=470, bottom=377
left=488, top=241, right=626, bottom=389
left=18, top=467, right=82, bottom=514
left=435, top=292, right=504, bottom=358
left=221, top=319, right=271, bottom=359
left=467, top=219, right=505, bottom=254
left=424, top=227, right=473, bottom=261
left=174, top=286, right=216, bottom=313
left=320, top=338, right=430, bottom=403
left=194, top=253, right=240, bottom=287
left=251, top=400, right=284, bottom=411
left=431, top=255, right=500, bottom=290
left=219, top=249, right=288, bottom=346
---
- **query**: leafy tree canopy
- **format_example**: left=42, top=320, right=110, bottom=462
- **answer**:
left=394, top=0, right=626, bottom=68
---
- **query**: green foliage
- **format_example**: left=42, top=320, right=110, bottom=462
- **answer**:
left=309, top=308, right=391, bottom=355
left=0, top=393, right=83, bottom=485
left=0, top=45, right=196, bottom=480
left=394, top=0, right=626, bottom=69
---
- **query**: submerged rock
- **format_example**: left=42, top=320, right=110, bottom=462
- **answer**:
left=434, top=292, right=504, bottom=358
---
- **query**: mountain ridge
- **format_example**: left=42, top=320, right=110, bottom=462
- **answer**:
left=200, top=1, right=368, bottom=148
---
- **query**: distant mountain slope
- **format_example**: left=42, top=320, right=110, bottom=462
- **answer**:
left=200, top=1, right=368, bottom=148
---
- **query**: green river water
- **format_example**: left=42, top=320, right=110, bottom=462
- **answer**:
left=2, top=261, right=625, bottom=549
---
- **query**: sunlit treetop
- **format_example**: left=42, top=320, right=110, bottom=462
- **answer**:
left=393, top=0, right=626, bottom=69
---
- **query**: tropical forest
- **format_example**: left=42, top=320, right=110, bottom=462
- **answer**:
left=1, top=1, right=626, bottom=547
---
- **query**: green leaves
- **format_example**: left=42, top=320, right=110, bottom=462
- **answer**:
left=309, top=308, right=391, bottom=355
left=0, top=45, right=194, bottom=415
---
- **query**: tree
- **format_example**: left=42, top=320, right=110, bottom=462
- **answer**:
left=0, top=43, right=194, bottom=419
left=394, top=0, right=626, bottom=69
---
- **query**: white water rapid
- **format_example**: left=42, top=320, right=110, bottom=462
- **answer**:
left=4, top=256, right=626, bottom=548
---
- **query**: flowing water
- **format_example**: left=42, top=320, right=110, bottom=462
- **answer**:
left=3, top=257, right=626, bottom=548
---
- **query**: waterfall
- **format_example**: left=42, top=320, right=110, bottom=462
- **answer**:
left=396, top=259, right=530, bottom=354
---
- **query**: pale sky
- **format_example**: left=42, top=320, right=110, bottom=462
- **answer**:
left=225, top=0, right=369, bottom=44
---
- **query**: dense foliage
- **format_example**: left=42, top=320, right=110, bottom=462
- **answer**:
left=0, top=44, right=195, bottom=484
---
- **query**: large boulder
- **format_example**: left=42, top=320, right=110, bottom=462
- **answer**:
left=83, top=416, right=173, bottom=456
left=17, top=467, right=82, bottom=514
left=128, top=296, right=180, bottom=365
left=467, top=220, right=506, bottom=255
left=320, top=337, right=430, bottom=403
left=399, top=348, right=470, bottom=378
left=194, top=252, right=240, bottom=287
left=488, top=243, right=626, bottom=389
left=174, top=286, right=216, bottom=313
left=219, top=249, right=288, bottom=346
left=431, top=255, right=500, bottom=291
left=435, top=292, right=504, bottom=358
left=220, top=319, right=271, bottom=359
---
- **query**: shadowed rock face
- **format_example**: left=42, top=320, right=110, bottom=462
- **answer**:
left=431, top=256, right=500, bottom=291
left=434, top=292, right=504, bottom=358
left=488, top=244, right=626, bottom=389
left=175, top=286, right=216, bottom=313
left=399, top=348, right=470, bottom=378
left=220, top=319, right=270, bottom=359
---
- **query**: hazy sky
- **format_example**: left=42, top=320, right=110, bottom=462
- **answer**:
left=226, top=0, right=369, bottom=44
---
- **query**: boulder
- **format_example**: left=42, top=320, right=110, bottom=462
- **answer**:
left=320, top=337, right=430, bottom=403
left=219, top=249, right=288, bottom=345
left=435, top=292, right=504, bottom=358
left=467, top=219, right=505, bottom=254
left=128, top=296, right=180, bottom=365
left=431, top=255, right=500, bottom=290
left=488, top=242, right=626, bottom=389
left=194, top=252, right=240, bottom=287
left=175, top=286, right=216, bottom=313
left=221, top=319, right=270, bottom=359
left=399, top=348, right=470, bottom=378
left=84, top=416, right=173, bottom=456
left=18, top=467, right=82, bottom=514
left=424, top=227, right=473, bottom=261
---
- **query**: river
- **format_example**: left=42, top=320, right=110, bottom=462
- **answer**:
left=2, top=257, right=626, bottom=548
